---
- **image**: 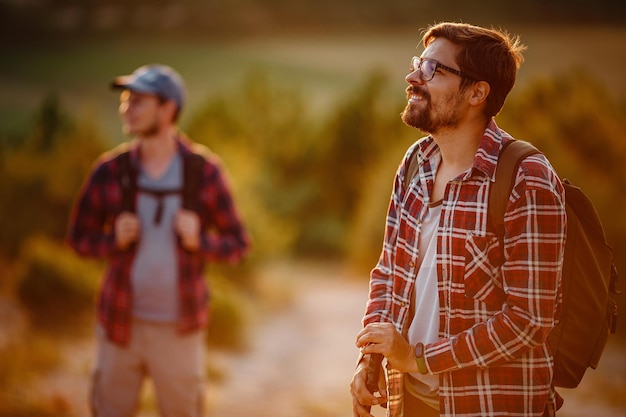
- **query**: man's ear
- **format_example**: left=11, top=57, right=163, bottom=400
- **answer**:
left=160, top=99, right=178, bottom=123
left=467, top=81, right=490, bottom=106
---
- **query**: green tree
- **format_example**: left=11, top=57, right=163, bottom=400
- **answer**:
left=187, top=70, right=413, bottom=258
left=301, top=70, right=412, bottom=256
left=187, top=70, right=317, bottom=259
left=0, top=93, right=107, bottom=258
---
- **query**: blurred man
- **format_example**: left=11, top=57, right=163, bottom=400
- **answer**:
left=68, top=64, right=250, bottom=417
left=350, top=22, right=566, bottom=417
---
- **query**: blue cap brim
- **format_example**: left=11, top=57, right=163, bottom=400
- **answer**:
left=111, top=76, right=159, bottom=95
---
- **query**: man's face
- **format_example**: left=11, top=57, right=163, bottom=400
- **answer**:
left=118, top=90, right=164, bottom=137
left=401, top=38, right=467, bottom=134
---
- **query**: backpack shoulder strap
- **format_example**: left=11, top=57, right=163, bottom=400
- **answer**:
left=182, top=152, right=205, bottom=211
left=490, top=140, right=540, bottom=237
left=116, top=150, right=137, bottom=213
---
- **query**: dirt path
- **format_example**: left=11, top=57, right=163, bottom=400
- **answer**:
left=206, top=261, right=384, bottom=417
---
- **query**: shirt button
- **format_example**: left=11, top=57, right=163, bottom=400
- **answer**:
left=409, top=261, right=416, bottom=268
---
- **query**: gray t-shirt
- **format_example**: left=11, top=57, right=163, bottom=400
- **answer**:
left=131, top=152, right=183, bottom=323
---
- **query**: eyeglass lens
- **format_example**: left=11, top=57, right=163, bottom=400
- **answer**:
left=410, top=57, right=436, bottom=81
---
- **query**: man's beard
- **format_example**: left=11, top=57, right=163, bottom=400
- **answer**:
left=123, top=119, right=160, bottom=137
left=401, top=87, right=464, bottom=134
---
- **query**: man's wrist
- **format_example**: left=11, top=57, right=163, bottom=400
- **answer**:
left=414, top=342, right=427, bottom=374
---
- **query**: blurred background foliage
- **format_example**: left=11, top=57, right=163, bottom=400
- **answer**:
left=1, top=1, right=625, bottom=414
left=1, top=0, right=625, bottom=39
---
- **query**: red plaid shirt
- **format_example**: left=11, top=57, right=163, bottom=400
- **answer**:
left=364, top=120, right=566, bottom=416
left=68, top=135, right=250, bottom=345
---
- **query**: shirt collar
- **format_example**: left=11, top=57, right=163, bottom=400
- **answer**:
left=417, top=119, right=511, bottom=182
left=472, top=119, right=514, bottom=181
left=127, top=131, right=191, bottom=163
left=472, top=119, right=510, bottom=181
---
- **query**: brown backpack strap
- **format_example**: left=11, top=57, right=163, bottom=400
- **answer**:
left=490, top=140, right=540, bottom=237
left=405, top=139, right=540, bottom=236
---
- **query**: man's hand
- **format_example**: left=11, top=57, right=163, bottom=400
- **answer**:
left=350, top=354, right=387, bottom=417
left=356, top=323, right=418, bottom=373
left=114, top=211, right=140, bottom=250
left=174, top=209, right=201, bottom=251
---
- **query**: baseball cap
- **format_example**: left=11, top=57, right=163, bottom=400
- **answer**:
left=111, top=64, right=185, bottom=111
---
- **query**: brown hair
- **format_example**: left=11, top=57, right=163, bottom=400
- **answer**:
left=422, top=22, right=526, bottom=118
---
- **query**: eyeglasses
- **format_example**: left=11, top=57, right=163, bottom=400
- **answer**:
left=409, top=56, right=474, bottom=81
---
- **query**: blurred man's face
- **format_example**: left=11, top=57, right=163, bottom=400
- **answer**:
left=118, top=90, right=163, bottom=137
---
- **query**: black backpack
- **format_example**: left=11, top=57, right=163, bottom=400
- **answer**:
left=490, top=140, right=619, bottom=388
left=403, top=139, right=620, bottom=389
left=116, top=150, right=205, bottom=221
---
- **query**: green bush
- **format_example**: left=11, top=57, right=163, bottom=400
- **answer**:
left=0, top=93, right=107, bottom=257
left=187, top=70, right=414, bottom=259
left=187, top=71, right=313, bottom=260
left=16, top=236, right=101, bottom=332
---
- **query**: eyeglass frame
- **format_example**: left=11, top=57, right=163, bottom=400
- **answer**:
left=409, top=56, right=476, bottom=82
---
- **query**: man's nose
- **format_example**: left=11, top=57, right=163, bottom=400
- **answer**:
left=406, top=68, right=425, bottom=85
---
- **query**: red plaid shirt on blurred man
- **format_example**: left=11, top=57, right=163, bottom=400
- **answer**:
left=68, top=136, right=250, bottom=345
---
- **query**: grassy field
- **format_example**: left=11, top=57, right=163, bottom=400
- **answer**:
left=1, top=25, right=625, bottom=141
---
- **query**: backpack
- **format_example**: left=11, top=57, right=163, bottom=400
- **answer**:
left=402, top=139, right=620, bottom=389
left=491, top=140, right=619, bottom=388
left=116, top=150, right=205, bottom=220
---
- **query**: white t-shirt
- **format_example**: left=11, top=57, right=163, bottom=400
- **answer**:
left=406, top=200, right=442, bottom=398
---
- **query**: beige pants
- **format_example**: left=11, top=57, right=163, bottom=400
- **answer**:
left=92, top=321, right=205, bottom=417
